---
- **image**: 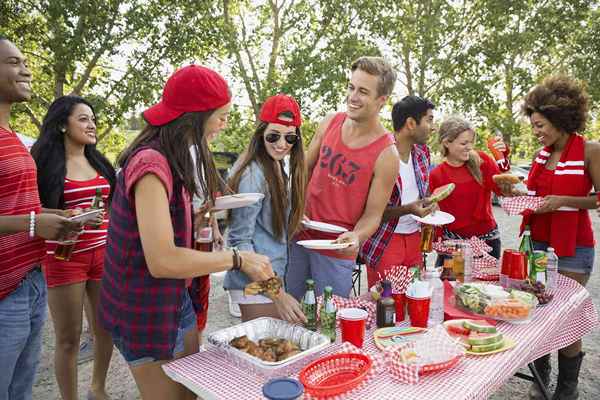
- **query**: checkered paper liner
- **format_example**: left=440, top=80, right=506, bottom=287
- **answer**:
left=303, top=342, right=385, bottom=400
left=384, top=325, right=465, bottom=384
left=433, top=237, right=492, bottom=258
left=500, top=196, right=545, bottom=216
left=473, top=254, right=500, bottom=280
left=316, top=295, right=377, bottom=329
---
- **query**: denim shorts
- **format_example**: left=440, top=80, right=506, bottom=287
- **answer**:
left=532, top=241, right=595, bottom=275
left=112, top=291, right=197, bottom=366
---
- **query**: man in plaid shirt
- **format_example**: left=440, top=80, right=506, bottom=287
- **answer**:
left=361, top=96, right=437, bottom=287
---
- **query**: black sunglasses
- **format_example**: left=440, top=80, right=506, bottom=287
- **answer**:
left=265, top=132, right=299, bottom=144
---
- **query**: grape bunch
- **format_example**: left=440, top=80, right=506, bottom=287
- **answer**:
left=520, top=281, right=554, bottom=305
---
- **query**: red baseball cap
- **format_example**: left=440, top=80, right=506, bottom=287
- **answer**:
left=143, top=64, right=231, bottom=126
left=259, top=94, right=302, bottom=127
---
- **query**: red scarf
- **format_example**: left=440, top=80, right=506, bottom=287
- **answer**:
left=522, top=134, right=593, bottom=256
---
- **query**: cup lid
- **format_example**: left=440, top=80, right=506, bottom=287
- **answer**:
left=339, top=307, right=368, bottom=320
left=262, top=378, right=304, bottom=400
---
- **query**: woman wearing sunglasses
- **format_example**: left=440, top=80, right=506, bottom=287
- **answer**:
left=225, top=94, right=308, bottom=324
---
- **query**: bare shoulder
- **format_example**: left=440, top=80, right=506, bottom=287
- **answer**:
left=585, top=140, right=600, bottom=157
left=375, top=144, right=400, bottom=172
left=315, top=113, right=338, bottom=136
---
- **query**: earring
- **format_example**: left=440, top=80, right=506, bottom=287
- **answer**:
left=60, top=127, right=66, bottom=133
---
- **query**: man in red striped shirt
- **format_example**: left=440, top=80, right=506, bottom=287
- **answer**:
left=0, top=37, right=80, bottom=400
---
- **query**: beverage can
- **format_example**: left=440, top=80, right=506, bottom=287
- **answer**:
left=530, top=250, right=547, bottom=282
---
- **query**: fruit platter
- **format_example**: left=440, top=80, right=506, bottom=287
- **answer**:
left=443, top=319, right=516, bottom=355
left=453, top=283, right=538, bottom=323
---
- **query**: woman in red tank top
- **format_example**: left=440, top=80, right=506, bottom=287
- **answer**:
left=31, top=96, right=115, bottom=400
left=520, top=75, right=600, bottom=400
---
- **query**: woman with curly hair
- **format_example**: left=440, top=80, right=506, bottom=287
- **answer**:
left=522, top=74, right=600, bottom=400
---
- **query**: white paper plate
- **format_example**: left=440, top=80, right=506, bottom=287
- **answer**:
left=412, top=210, right=455, bottom=226
left=213, top=193, right=264, bottom=210
left=301, top=220, right=348, bottom=234
left=296, top=240, right=352, bottom=250
left=69, top=209, right=103, bottom=223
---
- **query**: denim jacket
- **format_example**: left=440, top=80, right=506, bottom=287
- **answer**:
left=224, top=161, right=290, bottom=291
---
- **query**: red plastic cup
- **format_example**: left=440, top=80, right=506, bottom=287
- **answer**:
left=392, top=292, right=405, bottom=322
left=508, top=251, right=528, bottom=280
left=406, top=295, right=431, bottom=328
left=339, top=308, right=368, bottom=348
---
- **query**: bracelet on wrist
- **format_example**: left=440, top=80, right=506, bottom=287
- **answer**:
left=28, top=211, right=35, bottom=238
left=231, top=248, right=241, bottom=271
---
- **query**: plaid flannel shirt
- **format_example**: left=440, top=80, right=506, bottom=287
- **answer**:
left=99, top=144, right=195, bottom=360
left=360, top=144, right=430, bottom=268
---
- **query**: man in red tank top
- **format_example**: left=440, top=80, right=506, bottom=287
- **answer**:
left=287, top=56, right=400, bottom=299
left=0, top=37, right=80, bottom=399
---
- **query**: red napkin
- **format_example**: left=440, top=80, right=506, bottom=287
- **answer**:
left=442, top=281, right=497, bottom=325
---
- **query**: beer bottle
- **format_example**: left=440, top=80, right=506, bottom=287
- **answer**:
left=301, top=279, right=317, bottom=331
left=320, top=286, right=336, bottom=342
left=91, top=188, right=104, bottom=209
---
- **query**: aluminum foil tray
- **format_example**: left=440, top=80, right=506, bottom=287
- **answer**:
left=207, top=317, right=331, bottom=377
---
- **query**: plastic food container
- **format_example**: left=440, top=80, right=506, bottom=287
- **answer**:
left=453, top=283, right=538, bottom=323
left=207, top=317, right=331, bottom=377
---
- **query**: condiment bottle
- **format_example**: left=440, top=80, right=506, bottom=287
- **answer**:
left=376, top=280, right=395, bottom=328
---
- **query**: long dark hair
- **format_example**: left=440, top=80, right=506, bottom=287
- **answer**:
left=228, top=118, right=306, bottom=239
left=118, top=111, right=221, bottom=203
left=31, top=96, right=116, bottom=209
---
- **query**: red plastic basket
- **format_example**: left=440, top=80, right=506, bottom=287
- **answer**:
left=299, top=353, right=372, bottom=397
left=419, top=354, right=462, bottom=374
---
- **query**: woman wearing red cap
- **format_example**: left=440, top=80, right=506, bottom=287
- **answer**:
left=225, top=94, right=308, bottom=324
left=98, top=65, right=274, bottom=399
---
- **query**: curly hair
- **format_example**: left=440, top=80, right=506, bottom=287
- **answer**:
left=522, top=74, right=590, bottom=133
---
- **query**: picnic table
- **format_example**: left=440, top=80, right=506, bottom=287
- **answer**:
left=163, top=275, right=599, bottom=399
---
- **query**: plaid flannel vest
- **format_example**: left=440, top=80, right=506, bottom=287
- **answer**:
left=360, top=144, right=430, bottom=267
left=99, top=144, right=193, bottom=360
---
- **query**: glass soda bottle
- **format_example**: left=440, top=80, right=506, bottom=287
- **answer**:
left=320, top=286, right=336, bottom=342
left=519, top=225, right=534, bottom=276
left=301, top=279, right=317, bottom=331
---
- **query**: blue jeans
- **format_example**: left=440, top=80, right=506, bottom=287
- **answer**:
left=0, top=267, right=47, bottom=400
left=286, top=241, right=355, bottom=300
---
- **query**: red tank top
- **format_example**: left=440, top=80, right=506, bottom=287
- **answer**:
left=299, top=113, right=395, bottom=258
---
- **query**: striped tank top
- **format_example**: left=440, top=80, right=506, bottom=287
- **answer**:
left=46, top=174, right=110, bottom=256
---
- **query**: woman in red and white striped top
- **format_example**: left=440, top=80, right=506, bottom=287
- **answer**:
left=31, top=96, right=115, bottom=400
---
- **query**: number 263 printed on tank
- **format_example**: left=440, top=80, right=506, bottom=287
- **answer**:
left=319, top=145, right=362, bottom=186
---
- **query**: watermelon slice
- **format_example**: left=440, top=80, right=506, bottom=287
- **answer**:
left=470, top=339, right=505, bottom=353
left=447, top=323, right=470, bottom=336
left=463, top=320, right=497, bottom=334
left=429, top=183, right=455, bottom=203
left=467, top=332, right=503, bottom=346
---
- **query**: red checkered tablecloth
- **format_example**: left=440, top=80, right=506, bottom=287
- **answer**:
left=163, top=275, right=599, bottom=400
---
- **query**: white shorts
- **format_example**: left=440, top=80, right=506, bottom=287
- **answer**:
left=228, top=289, right=273, bottom=305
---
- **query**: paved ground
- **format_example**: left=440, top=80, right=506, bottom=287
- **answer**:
left=32, top=206, right=600, bottom=399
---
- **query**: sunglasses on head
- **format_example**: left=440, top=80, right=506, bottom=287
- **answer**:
left=265, top=132, right=299, bottom=144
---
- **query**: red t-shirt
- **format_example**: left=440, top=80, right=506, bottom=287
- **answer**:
left=298, top=113, right=395, bottom=259
left=429, top=151, right=501, bottom=238
left=0, top=127, right=45, bottom=300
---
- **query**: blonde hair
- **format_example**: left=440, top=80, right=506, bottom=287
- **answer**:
left=351, top=56, right=397, bottom=97
left=438, top=116, right=482, bottom=184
